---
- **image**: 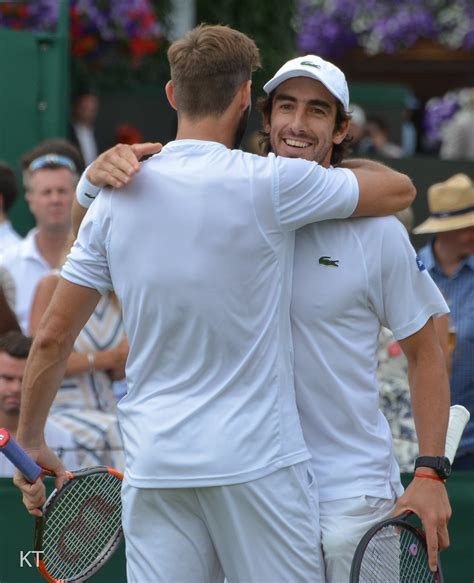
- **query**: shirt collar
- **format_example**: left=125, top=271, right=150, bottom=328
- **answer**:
left=466, top=254, right=474, bottom=270
left=420, top=239, right=436, bottom=270
left=19, top=228, right=44, bottom=261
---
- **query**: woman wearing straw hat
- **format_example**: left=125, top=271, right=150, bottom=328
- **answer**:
left=415, top=174, right=474, bottom=470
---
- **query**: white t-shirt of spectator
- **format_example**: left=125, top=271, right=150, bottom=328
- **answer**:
left=0, top=229, right=51, bottom=333
left=0, top=221, right=21, bottom=252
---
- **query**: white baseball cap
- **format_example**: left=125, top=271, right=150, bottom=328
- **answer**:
left=263, top=55, right=349, bottom=111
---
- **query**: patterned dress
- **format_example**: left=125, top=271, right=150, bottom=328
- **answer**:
left=377, top=327, right=418, bottom=473
left=50, top=292, right=126, bottom=471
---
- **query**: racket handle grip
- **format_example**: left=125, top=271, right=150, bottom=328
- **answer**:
left=445, top=405, right=471, bottom=464
left=0, top=428, right=43, bottom=482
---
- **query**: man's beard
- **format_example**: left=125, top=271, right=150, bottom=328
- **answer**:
left=233, top=105, right=250, bottom=149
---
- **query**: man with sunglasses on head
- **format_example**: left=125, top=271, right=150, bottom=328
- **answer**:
left=0, top=141, right=82, bottom=333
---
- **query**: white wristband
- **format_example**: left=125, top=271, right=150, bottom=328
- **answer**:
left=76, top=165, right=101, bottom=209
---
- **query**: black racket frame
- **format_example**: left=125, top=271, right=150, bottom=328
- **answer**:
left=349, top=512, right=444, bottom=583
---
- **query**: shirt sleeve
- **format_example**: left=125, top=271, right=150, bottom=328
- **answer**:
left=61, top=190, right=113, bottom=295
left=273, top=156, right=359, bottom=231
left=369, top=217, right=449, bottom=340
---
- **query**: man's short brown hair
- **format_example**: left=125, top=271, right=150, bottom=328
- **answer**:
left=168, top=24, right=261, bottom=118
left=0, top=331, right=31, bottom=359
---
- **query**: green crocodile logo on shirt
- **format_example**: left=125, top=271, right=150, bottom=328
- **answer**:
left=319, top=256, right=339, bottom=267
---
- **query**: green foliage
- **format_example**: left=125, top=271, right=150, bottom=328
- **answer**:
left=196, top=0, right=298, bottom=93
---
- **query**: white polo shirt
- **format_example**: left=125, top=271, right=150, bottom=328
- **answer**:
left=0, top=229, right=52, bottom=333
left=63, top=140, right=358, bottom=488
left=0, top=221, right=21, bottom=252
left=291, top=216, right=449, bottom=501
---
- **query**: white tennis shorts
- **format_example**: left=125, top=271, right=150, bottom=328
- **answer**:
left=122, top=461, right=325, bottom=582
left=320, top=491, right=398, bottom=583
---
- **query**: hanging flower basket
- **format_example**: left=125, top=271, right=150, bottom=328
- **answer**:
left=0, top=0, right=162, bottom=68
left=295, top=0, right=474, bottom=59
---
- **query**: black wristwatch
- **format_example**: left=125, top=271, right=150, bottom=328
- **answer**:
left=414, top=456, right=452, bottom=480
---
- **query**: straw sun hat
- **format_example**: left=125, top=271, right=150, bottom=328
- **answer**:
left=413, top=173, right=474, bottom=234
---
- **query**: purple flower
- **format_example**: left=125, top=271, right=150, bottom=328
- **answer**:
left=0, top=0, right=160, bottom=43
left=296, top=0, right=474, bottom=57
left=423, top=90, right=465, bottom=147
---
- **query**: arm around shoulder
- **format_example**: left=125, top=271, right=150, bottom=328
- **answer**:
left=341, top=158, right=416, bottom=217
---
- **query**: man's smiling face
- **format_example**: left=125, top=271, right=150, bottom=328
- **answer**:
left=267, top=77, right=348, bottom=168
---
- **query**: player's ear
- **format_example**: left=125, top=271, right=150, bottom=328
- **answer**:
left=165, top=81, right=177, bottom=111
left=238, top=80, right=252, bottom=112
left=333, top=118, right=349, bottom=145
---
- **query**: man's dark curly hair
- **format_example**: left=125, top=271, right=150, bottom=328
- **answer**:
left=256, top=92, right=353, bottom=166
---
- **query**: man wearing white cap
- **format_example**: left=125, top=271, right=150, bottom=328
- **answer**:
left=259, top=54, right=451, bottom=579
left=70, top=54, right=450, bottom=579
left=415, top=174, right=474, bottom=470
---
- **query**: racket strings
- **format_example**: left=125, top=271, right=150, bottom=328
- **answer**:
left=41, top=472, right=122, bottom=581
left=358, top=524, right=438, bottom=582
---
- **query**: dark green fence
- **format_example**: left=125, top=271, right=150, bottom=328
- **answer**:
left=0, top=0, right=69, bottom=236
left=0, top=478, right=125, bottom=582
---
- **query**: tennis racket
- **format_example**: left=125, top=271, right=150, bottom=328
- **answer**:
left=0, top=428, right=123, bottom=583
left=349, top=404, right=470, bottom=583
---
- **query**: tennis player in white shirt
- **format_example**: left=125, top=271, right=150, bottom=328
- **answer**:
left=260, top=57, right=451, bottom=578
left=16, top=27, right=416, bottom=583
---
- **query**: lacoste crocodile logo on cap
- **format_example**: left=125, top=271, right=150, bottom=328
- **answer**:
left=319, top=256, right=339, bottom=267
left=300, top=60, right=321, bottom=69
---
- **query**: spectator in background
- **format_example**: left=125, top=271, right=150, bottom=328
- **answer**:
left=0, top=331, right=78, bottom=476
left=30, top=253, right=127, bottom=471
left=440, top=89, right=474, bottom=161
left=415, top=174, right=474, bottom=469
left=401, top=93, right=419, bottom=157
left=0, top=140, right=81, bottom=333
left=347, top=103, right=367, bottom=156
left=363, top=115, right=403, bottom=158
left=0, top=162, right=21, bottom=251
left=69, top=88, right=100, bottom=166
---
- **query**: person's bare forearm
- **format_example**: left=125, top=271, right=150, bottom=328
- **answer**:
left=339, top=158, right=395, bottom=171
left=408, top=352, right=450, bottom=456
left=17, top=280, right=101, bottom=446
left=400, top=321, right=450, bottom=456
left=16, top=326, right=74, bottom=446
left=341, top=158, right=416, bottom=217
